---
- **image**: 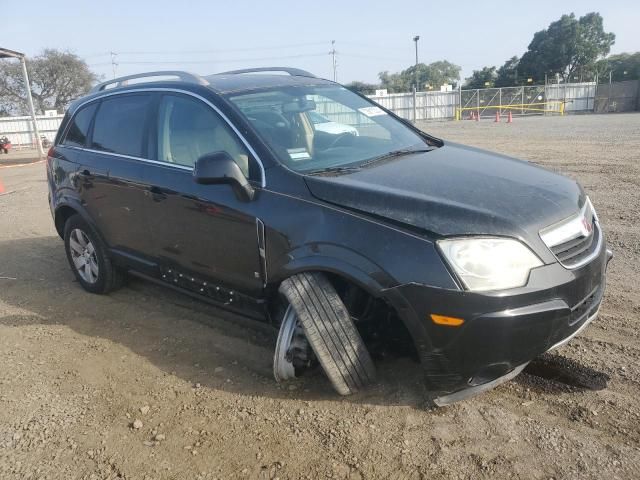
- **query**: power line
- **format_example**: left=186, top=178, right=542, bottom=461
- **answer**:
left=89, top=52, right=329, bottom=68
left=80, top=41, right=331, bottom=59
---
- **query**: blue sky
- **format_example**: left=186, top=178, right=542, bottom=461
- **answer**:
left=5, top=0, right=638, bottom=83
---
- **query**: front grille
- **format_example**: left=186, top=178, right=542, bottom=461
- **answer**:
left=540, top=198, right=602, bottom=269
left=551, top=222, right=600, bottom=267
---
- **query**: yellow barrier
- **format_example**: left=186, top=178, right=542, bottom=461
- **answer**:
left=455, top=101, right=564, bottom=120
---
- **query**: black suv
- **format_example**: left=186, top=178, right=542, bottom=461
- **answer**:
left=47, top=68, right=612, bottom=405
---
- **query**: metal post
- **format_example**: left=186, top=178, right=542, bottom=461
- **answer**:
left=594, top=72, right=598, bottom=113
left=544, top=73, right=548, bottom=116
left=498, top=88, right=502, bottom=117
left=412, top=88, right=417, bottom=123
left=412, top=35, right=420, bottom=123
left=413, top=35, right=420, bottom=91
left=605, top=70, right=613, bottom=112
left=21, top=57, right=44, bottom=157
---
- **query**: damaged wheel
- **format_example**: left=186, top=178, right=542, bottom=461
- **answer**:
left=273, top=305, right=313, bottom=382
left=276, top=272, right=376, bottom=395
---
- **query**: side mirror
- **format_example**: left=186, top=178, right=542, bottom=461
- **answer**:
left=193, top=151, right=255, bottom=201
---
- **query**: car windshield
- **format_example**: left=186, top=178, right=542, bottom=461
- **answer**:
left=227, top=85, right=431, bottom=173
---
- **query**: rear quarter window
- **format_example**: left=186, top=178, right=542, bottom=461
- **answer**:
left=91, top=94, right=152, bottom=157
left=61, top=103, right=98, bottom=147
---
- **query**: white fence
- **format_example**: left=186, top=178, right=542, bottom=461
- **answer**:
left=0, top=114, right=63, bottom=148
left=0, top=81, right=633, bottom=147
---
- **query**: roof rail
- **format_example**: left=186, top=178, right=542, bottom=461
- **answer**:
left=91, top=71, right=209, bottom=93
left=215, top=67, right=317, bottom=78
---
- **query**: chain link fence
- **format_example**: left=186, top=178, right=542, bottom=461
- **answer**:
left=366, top=80, right=638, bottom=122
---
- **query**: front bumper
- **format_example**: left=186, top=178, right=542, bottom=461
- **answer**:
left=383, top=242, right=613, bottom=404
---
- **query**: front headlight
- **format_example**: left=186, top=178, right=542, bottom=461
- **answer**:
left=437, top=237, right=543, bottom=291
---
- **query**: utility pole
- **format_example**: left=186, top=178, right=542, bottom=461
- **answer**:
left=413, top=35, right=420, bottom=90
left=110, top=52, right=118, bottom=79
left=329, top=40, right=337, bottom=82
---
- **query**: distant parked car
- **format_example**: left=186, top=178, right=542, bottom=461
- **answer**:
left=0, top=136, right=11, bottom=154
left=308, top=110, right=359, bottom=136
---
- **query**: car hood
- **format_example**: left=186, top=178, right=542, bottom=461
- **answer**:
left=304, top=142, right=584, bottom=255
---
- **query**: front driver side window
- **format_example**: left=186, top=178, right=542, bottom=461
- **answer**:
left=156, top=94, right=251, bottom=177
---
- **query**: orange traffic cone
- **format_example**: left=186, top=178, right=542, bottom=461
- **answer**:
left=475, top=111, right=479, bottom=121
left=507, top=111, right=513, bottom=123
left=494, top=111, right=500, bottom=122
left=0, top=178, right=4, bottom=194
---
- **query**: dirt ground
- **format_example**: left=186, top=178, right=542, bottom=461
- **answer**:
left=0, top=113, right=639, bottom=480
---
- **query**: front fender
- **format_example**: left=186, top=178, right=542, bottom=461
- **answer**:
left=268, top=243, right=397, bottom=296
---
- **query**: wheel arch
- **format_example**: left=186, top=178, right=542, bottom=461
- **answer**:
left=54, top=204, right=79, bottom=238
left=53, top=200, right=102, bottom=243
left=267, top=253, right=392, bottom=300
left=267, top=254, right=421, bottom=362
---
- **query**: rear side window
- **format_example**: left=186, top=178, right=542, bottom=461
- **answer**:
left=62, top=103, right=98, bottom=147
left=91, top=94, right=152, bottom=157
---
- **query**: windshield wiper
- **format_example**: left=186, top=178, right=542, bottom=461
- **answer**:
left=358, top=147, right=434, bottom=168
left=306, top=147, right=434, bottom=176
left=306, top=165, right=362, bottom=176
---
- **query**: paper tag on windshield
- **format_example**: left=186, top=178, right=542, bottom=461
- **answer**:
left=287, top=148, right=311, bottom=161
left=358, top=106, right=386, bottom=117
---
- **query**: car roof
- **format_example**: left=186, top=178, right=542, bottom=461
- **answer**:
left=204, top=73, right=336, bottom=94
left=67, top=71, right=339, bottom=114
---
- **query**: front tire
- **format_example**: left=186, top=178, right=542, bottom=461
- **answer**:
left=278, top=272, right=376, bottom=395
left=63, top=214, right=124, bottom=294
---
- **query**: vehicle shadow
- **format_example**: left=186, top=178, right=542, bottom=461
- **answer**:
left=0, top=235, right=431, bottom=409
left=517, top=352, right=610, bottom=394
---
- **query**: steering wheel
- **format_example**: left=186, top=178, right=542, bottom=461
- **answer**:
left=323, top=133, right=355, bottom=150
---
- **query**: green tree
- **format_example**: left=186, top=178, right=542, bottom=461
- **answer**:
left=0, top=49, right=97, bottom=115
left=518, top=12, right=615, bottom=82
left=495, top=56, right=520, bottom=87
left=344, top=81, right=379, bottom=95
left=594, top=52, right=640, bottom=82
left=464, top=66, right=497, bottom=89
left=378, top=60, right=461, bottom=92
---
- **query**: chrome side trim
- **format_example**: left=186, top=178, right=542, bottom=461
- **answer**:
left=547, top=306, right=599, bottom=352
left=63, top=87, right=267, bottom=187
left=66, top=146, right=193, bottom=171
left=433, top=362, right=529, bottom=407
